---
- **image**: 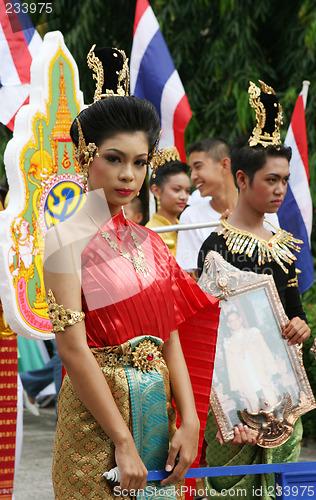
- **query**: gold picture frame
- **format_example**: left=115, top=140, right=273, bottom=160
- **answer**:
left=198, top=251, right=316, bottom=448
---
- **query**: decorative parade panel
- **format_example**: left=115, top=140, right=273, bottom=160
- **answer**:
left=0, top=31, right=84, bottom=339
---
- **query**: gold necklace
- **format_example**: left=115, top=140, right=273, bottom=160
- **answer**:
left=219, top=218, right=302, bottom=274
left=84, top=208, right=150, bottom=277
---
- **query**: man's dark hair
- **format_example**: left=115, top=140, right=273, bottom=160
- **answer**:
left=188, top=137, right=231, bottom=162
left=231, top=136, right=292, bottom=184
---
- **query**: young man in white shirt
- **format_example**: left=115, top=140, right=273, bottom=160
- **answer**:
left=176, top=137, right=279, bottom=274
left=176, top=138, right=237, bottom=274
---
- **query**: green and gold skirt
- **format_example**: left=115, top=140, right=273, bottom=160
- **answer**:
left=52, top=336, right=183, bottom=500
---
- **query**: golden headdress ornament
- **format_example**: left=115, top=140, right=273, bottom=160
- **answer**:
left=248, top=80, right=283, bottom=147
left=149, top=145, right=181, bottom=178
left=148, top=131, right=165, bottom=178
left=87, top=45, right=129, bottom=102
left=75, top=44, right=164, bottom=186
left=163, top=146, right=181, bottom=162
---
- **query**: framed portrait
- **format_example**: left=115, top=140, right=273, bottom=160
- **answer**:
left=198, top=251, right=316, bottom=448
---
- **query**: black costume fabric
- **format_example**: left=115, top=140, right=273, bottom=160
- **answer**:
left=197, top=230, right=305, bottom=499
left=198, top=232, right=306, bottom=322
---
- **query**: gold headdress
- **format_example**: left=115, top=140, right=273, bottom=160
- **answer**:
left=75, top=44, right=164, bottom=186
left=248, top=80, right=283, bottom=147
left=163, top=146, right=181, bottom=162
left=87, top=45, right=129, bottom=102
left=150, top=145, right=180, bottom=178
left=75, top=46, right=129, bottom=191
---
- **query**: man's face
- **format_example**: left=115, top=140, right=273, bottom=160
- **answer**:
left=189, top=151, right=222, bottom=197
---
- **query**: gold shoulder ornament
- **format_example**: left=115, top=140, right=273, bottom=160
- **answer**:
left=47, top=289, right=85, bottom=333
left=219, top=218, right=302, bottom=274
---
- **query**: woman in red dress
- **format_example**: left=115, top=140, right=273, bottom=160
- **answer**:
left=43, top=46, right=219, bottom=499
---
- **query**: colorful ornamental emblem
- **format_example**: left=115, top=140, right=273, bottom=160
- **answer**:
left=0, top=31, right=84, bottom=339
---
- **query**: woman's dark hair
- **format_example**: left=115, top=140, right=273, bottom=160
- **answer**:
left=70, top=96, right=160, bottom=154
left=231, top=136, right=292, bottom=184
left=149, top=160, right=189, bottom=189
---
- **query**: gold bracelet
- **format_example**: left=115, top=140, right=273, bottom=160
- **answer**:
left=47, top=289, right=85, bottom=333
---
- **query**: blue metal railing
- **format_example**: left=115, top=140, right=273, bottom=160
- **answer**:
left=147, top=462, right=316, bottom=499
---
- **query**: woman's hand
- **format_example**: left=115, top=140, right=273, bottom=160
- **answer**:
left=216, top=424, right=257, bottom=446
left=161, top=420, right=199, bottom=486
left=282, top=317, right=310, bottom=345
left=114, top=438, right=148, bottom=493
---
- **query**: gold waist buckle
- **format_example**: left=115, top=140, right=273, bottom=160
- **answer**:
left=91, top=338, right=163, bottom=372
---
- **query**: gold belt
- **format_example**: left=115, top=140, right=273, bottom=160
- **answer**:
left=91, top=337, right=163, bottom=372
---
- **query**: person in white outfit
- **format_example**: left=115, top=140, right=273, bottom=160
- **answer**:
left=176, top=138, right=279, bottom=275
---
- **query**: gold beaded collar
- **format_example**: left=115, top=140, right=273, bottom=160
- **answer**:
left=219, top=218, right=302, bottom=274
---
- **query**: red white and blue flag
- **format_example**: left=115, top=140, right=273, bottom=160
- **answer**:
left=0, top=0, right=42, bottom=131
left=130, top=0, right=191, bottom=161
left=278, top=83, right=314, bottom=293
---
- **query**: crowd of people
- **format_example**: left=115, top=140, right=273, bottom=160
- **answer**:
left=6, top=45, right=313, bottom=500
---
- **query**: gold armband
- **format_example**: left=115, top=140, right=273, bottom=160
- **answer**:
left=47, top=289, right=85, bottom=333
left=287, top=276, right=298, bottom=288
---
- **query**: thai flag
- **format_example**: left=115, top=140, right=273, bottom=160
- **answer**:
left=278, top=82, right=314, bottom=293
left=0, top=0, right=42, bottom=131
left=130, top=0, right=191, bottom=161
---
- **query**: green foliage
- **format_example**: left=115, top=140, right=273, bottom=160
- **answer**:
left=301, top=283, right=316, bottom=439
left=0, top=126, right=12, bottom=181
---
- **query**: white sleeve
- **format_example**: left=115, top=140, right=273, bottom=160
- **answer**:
left=176, top=209, right=201, bottom=272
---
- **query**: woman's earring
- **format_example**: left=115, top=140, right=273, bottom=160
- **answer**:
left=137, top=191, right=140, bottom=197
left=156, top=195, right=161, bottom=211
left=75, top=118, right=98, bottom=194
left=81, top=160, right=89, bottom=193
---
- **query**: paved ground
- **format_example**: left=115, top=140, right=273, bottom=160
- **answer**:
left=14, top=407, right=56, bottom=500
left=14, top=406, right=316, bottom=500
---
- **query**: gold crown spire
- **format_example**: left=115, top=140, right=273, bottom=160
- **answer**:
left=248, top=80, right=283, bottom=147
left=51, top=61, right=73, bottom=139
left=87, top=45, right=129, bottom=102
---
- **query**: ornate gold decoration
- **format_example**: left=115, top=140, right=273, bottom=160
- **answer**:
left=248, top=80, right=283, bottom=147
left=50, top=61, right=73, bottom=140
left=163, top=146, right=181, bottom=163
left=148, top=131, right=165, bottom=178
left=74, top=118, right=99, bottom=192
left=156, top=195, right=161, bottom=211
left=83, top=208, right=151, bottom=277
left=287, top=276, right=298, bottom=288
left=219, top=218, right=302, bottom=274
left=131, top=339, right=161, bottom=372
left=91, top=339, right=162, bottom=372
left=151, top=145, right=181, bottom=181
left=201, top=251, right=316, bottom=447
left=92, top=344, right=131, bottom=367
left=0, top=303, right=15, bottom=338
left=47, top=289, right=85, bottom=333
left=150, top=149, right=165, bottom=178
left=238, top=393, right=294, bottom=447
left=87, top=44, right=129, bottom=102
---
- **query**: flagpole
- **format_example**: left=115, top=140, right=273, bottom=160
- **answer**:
left=302, top=80, right=310, bottom=108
